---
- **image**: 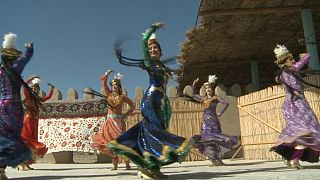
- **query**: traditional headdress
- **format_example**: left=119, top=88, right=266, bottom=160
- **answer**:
left=0, top=32, right=22, bottom=60
left=29, top=77, right=41, bottom=88
left=147, top=33, right=162, bottom=53
left=273, top=44, right=293, bottom=67
left=204, top=74, right=218, bottom=87
left=110, top=72, right=123, bottom=85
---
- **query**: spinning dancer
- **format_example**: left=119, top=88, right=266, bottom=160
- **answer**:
left=189, top=75, right=239, bottom=166
left=270, top=45, right=320, bottom=169
left=108, top=22, right=193, bottom=179
left=92, top=70, right=135, bottom=171
left=19, top=76, right=54, bottom=171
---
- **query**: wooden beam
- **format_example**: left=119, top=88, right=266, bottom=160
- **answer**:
left=237, top=105, right=281, bottom=133
left=200, top=6, right=320, bottom=17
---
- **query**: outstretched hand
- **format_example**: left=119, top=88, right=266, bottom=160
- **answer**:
left=192, top=78, right=199, bottom=86
left=47, top=83, right=55, bottom=89
left=299, top=53, right=307, bottom=59
left=153, top=22, right=165, bottom=29
left=105, top=69, right=114, bottom=75
left=25, top=42, right=33, bottom=48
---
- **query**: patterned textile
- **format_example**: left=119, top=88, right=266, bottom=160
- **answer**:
left=91, top=114, right=126, bottom=156
left=39, top=116, right=106, bottom=153
left=271, top=54, right=320, bottom=162
left=40, top=101, right=108, bottom=118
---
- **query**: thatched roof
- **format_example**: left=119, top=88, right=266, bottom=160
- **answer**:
left=178, top=0, right=320, bottom=93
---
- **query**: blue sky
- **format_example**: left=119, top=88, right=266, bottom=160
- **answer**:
left=1, top=0, right=200, bottom=99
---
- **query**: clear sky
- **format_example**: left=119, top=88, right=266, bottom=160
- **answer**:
left=1, top=0, right=200, bottom=99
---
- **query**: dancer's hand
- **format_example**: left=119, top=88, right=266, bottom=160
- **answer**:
left=25, top=42, right=33, bottom=48
left=299, top=53, right=307, bottom=59
left=47, top=83, right=55, bottom=89
left=293, top=91, right=303, bottom=101
left=153, top=22, right=165, bottom=29
left=105, top=69, right=114, bottom=75
left=192, top=78, right=199, bottom=86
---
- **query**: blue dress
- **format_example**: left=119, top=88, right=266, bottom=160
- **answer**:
left=108, top=25, right=193, bottom=170
left=0, top=47, right=33, bottom=166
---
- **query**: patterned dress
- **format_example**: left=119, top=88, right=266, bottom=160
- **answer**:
left=108, top=25, right=193, bottom=170
left=271, top=54, right=320, bottom=162
left=91, top=73, right=134, bottom=160
left=0, top=47, right=33, bottom=166
left=21, top=79, right=54, bottom=163
left=193, top=94, right=239, bottom=161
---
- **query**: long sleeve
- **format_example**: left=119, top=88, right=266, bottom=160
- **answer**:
left=100, top=73, right=111, bottom=96
left=23, top=78, right=32, bottom=102
left=216, top=96, right=229, bottom=115
left=292, top=54, right=311, bottom=71
left=43, top=87, right=54, bottom=102
left=13, top=47, right=34, bottom=74
left=142, top=25, right=158, bottom=68
left=191, top=86, right=205, bottom=102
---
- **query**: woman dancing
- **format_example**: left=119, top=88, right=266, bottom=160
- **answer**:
left=19, top=76, right=54, bottom=171
left=0, top=33, right=36, bottom=179
left=189, top=75, right=239, bottom=166
left=92, top=70, right=135, bottom=171
left=108, top=22, right=193, bottom=179
left=270, top=44, right=320, bottom=169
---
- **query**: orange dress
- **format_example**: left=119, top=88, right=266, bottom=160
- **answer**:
left=92, top=74, right=134, bottom=158
left=21, top=79, right=53, bottom=163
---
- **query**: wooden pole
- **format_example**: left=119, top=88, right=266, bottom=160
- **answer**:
left=237, top=105, right=281, bottom=133
left=230, top=145, right=243, bottom=161
left=239, top=94, right=285, bottom=107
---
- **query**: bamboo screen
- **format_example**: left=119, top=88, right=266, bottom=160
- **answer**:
left=238, top=75, right=320, bottom=160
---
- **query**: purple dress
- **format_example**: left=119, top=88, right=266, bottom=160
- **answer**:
left=271, top=54, right=320, bottom=162
left=0, top=47, right=33, bottom=166
left=193, top=93, right=239, bottom=161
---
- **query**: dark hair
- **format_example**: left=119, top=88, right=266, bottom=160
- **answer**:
left=110, top=79, right=123, bottom=94
left=148, top=39, right=162, bottom=56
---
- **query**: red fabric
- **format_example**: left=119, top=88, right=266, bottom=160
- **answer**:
left=91, top=116, right=125, bottom=158
left=91, top=73, right=135, bottom=160
left=21, top=81, right=54, bottom=163
left=22, top=112, right=48, bottom=158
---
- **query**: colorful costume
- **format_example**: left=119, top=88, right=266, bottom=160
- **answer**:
left=109, top=24, right=193, bottom=174
left=191, top=76, right=239, bottom=165
left=0, top=33, right=33, bottom=168
left=271, top=48, right=320, bottom=166
left=92, top=72, right=134, bottom=169
left=21, top=77, right=54, bottom=164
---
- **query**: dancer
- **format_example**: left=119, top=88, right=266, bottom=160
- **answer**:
left=0, top=33, right=35, bottom=179
left=270, top=45, right=320, bottom=169
left=92, top=70, right=135, bottom=171
left=18, top=76, right=54, bottom=171
left=189, top=75, right=239, bottom=166
left=108, top=22, right=193, bottom=179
